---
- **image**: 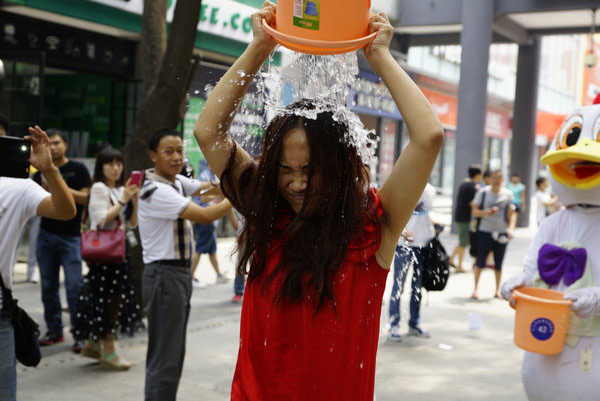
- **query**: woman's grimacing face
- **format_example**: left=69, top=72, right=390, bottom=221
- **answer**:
left=278, top=127, right=313, bottom=213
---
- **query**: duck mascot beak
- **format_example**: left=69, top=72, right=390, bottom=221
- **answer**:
left=541, top=137, right=600, bottom=190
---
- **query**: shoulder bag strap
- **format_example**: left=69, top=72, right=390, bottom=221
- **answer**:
left=475, top=189, right=487, bottom=231
left=108, top=188, right=123, bottom=230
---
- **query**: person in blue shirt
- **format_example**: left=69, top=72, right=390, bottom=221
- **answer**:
left=507, top=173, right=526, bottom=214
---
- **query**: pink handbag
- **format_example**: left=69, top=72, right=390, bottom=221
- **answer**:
left=81, top=207, right=126, bottom=264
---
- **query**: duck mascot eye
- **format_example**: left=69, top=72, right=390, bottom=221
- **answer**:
left=500, top=96, right=600, bottom=401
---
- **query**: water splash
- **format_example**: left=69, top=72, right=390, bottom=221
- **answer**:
left=234, top=48, right=378, bottom=165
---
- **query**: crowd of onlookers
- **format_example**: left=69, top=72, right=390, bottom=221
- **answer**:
left=448, top=164, right=562, bottom=300
left=0, top=114, right=240, bottom=400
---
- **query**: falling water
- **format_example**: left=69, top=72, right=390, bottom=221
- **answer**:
left=235, top=48, right=379, bottom=166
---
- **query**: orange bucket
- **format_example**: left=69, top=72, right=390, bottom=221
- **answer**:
left=510, top=287, right=573, bottom=355
left=263, top=0, right=377, bottom=55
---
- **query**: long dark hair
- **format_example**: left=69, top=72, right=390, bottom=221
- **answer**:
left=222, top=100, right=378, bottom=310
left=93, top=146, right=124, bottom=186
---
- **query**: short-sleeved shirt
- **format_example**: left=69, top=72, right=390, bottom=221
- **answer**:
left=33, top=160, right=91, bottom=237
left=472, top=186, right=515, bottom=233
left=454, top=181, right=477, bottom=223
left=507, top=182, right=525, bottom=206
left=0, top=177, right=48, bottom=309
left=138, top=169, right=203, bottom=264
left=535, top=190, right=552, bottom=224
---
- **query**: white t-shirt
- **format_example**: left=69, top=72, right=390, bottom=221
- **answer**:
left=138, top=172, right=202, bottom=264
left=401, top=184, right=436, bottom=248
left=535, top=189, right=551, bottom=225
left=0, top=178, right=48, bottom=309
left=88, top=182, right=126, bottom=230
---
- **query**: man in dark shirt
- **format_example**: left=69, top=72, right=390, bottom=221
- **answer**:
left=449, top=164, right=482, bottom=272
left=32, top=129, right=91, bottom=352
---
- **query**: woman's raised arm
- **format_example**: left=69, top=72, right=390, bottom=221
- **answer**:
left=365, top=13, right=444, bottom=267
left=194, top=1, right=277, bottom=180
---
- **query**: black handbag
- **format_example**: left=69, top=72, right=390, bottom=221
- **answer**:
left=422, top=234, right=450, bottom=291
left=469, top=190, right=487, bottom=258
left=0, top=276, right=42, bottom=367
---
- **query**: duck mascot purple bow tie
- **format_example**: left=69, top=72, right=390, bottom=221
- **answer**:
left=538, top=244, right=587, bottom=286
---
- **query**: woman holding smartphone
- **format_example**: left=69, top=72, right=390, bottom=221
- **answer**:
left=75, top=146, right=140, bottom=370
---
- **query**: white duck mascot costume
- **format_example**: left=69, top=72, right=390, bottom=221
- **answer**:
left=501, top=99, right=600, bottom=401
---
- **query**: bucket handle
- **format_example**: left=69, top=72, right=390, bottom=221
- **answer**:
left=509, top=289, right=573, bottom=310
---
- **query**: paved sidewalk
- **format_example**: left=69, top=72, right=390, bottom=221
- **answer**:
left=12, top=225, right=536, bottom=401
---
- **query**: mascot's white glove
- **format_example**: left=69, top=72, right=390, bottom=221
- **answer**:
left=564, top=287, right=600, bottom=319
left=501, top=272, right=533, bottom=301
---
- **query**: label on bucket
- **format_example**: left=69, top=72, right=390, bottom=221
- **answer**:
left=530, top=318, right=555, bottom=341
left=293, top=0, right=320, bottom=31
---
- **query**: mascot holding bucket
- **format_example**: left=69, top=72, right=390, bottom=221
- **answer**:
left=501, top=98, right=600, bottom=401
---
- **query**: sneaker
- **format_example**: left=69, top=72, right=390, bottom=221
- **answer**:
left=388, top=327, right=402, bottom=342
left=231, top=294, right=243, bottom=303
left=192, top=278, right=207, bottom=289
left=216, top=274, right=228, bottom=284
left=72, top=339, right=85, bottom=353
left=39, top=332, right=64, bottom=346
left=408, top=326, right=431, bottom=338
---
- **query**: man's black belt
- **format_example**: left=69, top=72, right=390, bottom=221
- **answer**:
left=153, top=259, right=191, bottom=268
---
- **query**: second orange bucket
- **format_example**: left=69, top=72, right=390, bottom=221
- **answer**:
left=263, top=0, right=377, bottom=55
left=510, top=287, right=573, bottom=355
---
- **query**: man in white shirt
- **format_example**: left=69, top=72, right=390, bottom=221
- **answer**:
left=138, top=129, right=231, bottom=401
left=0, top=126, right=76, bottom=401
left=388, top=183, right=437, bottom=341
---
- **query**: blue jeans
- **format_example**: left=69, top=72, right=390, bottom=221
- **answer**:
left=233, top=273, right=245, bottom=296
left=36, top=228, right=83, bottom=338
left=388, top=246, right=424, bottom=329
left=0, top=317, right=16, bottom=401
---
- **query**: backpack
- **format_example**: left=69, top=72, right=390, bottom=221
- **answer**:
left=422, top=234, right=450, bottom=291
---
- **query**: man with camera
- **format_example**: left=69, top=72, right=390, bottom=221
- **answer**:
left=0, top=126, right=76, bottom=401
left=32, top=130, right=91, bottom=352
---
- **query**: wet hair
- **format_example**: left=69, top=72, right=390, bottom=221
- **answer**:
left=93, top=145, right=124, bottom=186
left=148, top=128, right=182, bottom=152
left=468, top=164, right=482, bottom=179
left=536, top=177, right=547, bottom=188
left=0, top=113, right=9, bottom=134
left=46, top=128, right=68, bottom=143
left=222, top=99, right=378, bottom=311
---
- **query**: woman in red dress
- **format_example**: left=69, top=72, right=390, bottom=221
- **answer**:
left=194, top=2, right=444, bottom=400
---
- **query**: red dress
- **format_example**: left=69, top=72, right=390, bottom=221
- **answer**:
left=231, top=189, right=389, bottom=401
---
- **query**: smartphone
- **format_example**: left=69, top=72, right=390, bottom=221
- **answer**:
left=129, top=170, right=143, bottom=186
left=0, top=136, right=31, bottom=178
